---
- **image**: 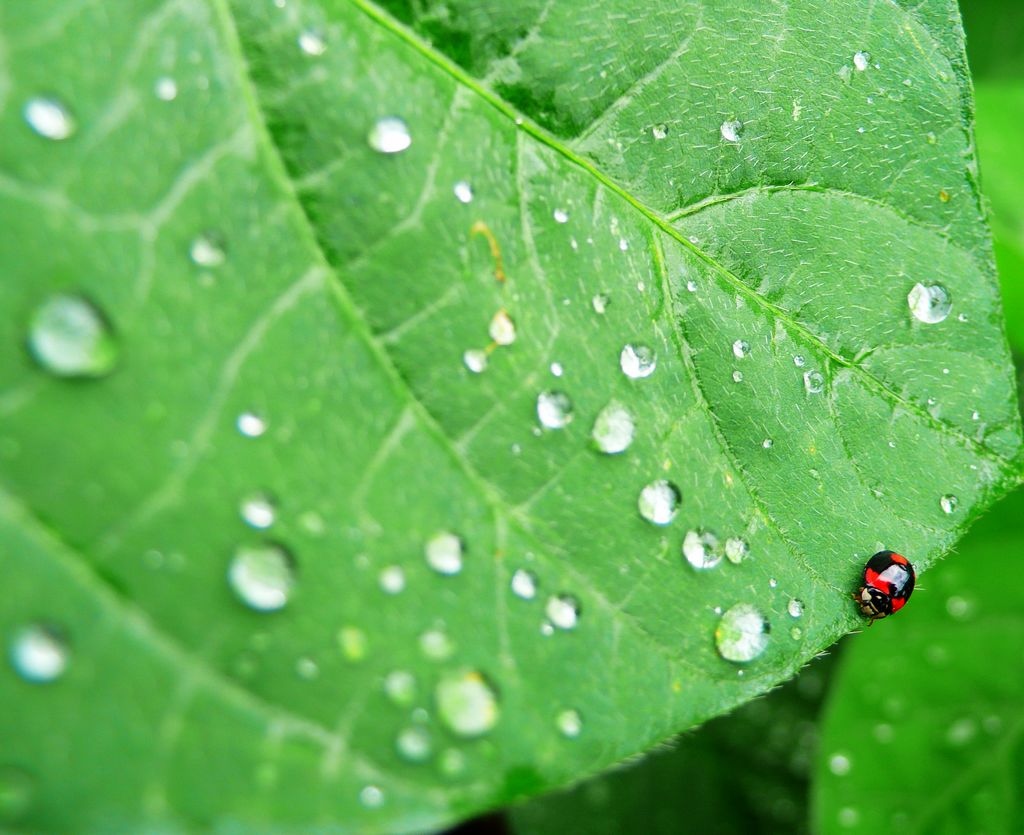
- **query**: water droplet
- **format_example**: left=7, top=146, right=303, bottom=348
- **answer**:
left=489, top=310, right=516, bottom=345
left=463, top=349, right=487, bottom=374
left=188, top=232, right=226, bottom=268
left=0, top=766, right=35, bottom=821
left=553, top=208, right=569, bottom=223
left=618, top=237, right=629, bottom=252
left=419, top=628, right=454, bottom=660
left=537, top=391, right=573, bottom=429
left=510, top=568, right=538, bottom=600
left=790, top=626, right=802, bottom=640
left=768, top=577, right=778, bottom=588
left=240, top=492, right=276, bottom=530
left=715, top=603, right=770, bottom=663
left=550, top=362, right=564, bottom=378
left=945, top=595, right=973, bottom=620
left=591, top=401, right=635, bottom=454
left=154, top=77, right=178, bottom=101
left=732, top=370, right=744, bottom=383
left=724, top=537, right=749, bottom=564
left=620, top=344, right=656, bottom=379
left=379, top=565, right=406, bottom=595
left=686, top=279, right=698, bottom=292
left=652, top=124, right=668, bottom=140
left=228, top=544, right=295, bottom=612
left=761, top=438, right=773, bottom=449
left=732, top=339, right=750, bottom=359
left=396, top=726, right=432, bottom=762
left=451, top=180, right=474, bottom=204
left=384, top=670, right=417, bottom=706
left=9, top=624, right=68, bottom=683
left=359, top=785, right=384, bottom=808
left=683, top=530, right=722, bottom=570
left=873, top=723, right=894, bottom=743
left=787, top=598, right=804, bottom=618
left=236, top=411, right=267, bottom=438
left=947, top=718, right=976, bottom=746
left=28, top=294, right=117, bottom=378
left=435, top=670, right=500, bottom=737
left=368, top=116, right=411, bottom=154
left=295, top=656, right=319, bottom=680
left=940, top=494, right=958, bottom=514
left=337, top=626, right=368, bottom=662
left=546, top=594, right=581, bottom=630
left=556, top=709, right=582, bottom=738
left=298, top=30, right=326, bottom=55
left=425, top=532, right=463, bottom=576
left=638, top=480, right=681, bottom=526
left=793, top=355, right=806, bottom=367
left=829, top=753, right=852, bottom=775
left=591, top=293, right=610, bottom=314
left=720, top=119, right=743, bottom=142
left=853, top=51, right=870, bottom=71
left=838, top=807, right=859, bottom=828
left=803, top=370, right=824, bottom=394
left=438, top=748, right=466, bottom=777
left=24, top=97, right=75, bottom=140
left=908, top=283, right=951, bottom=324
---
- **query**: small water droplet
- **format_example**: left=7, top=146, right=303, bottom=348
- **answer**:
left=686, top=279, right=698, bottom=292
left=28, top=294, right=117, bottom=378
left=720, top=119, right=743, bottom=142
left=189, top=232, right=226, bottom=268
left=463, top=349, right=487, bottom=374
left=790, top=626, right=802, bottom=639
left=379, top=565, right=406, bottom=594
left=761, top=438, right=773, bottom=449
left=546, top=594, right=581, bottom=630
left=873, top=723, right=894, bottom=743
left=732, top=339, right=750, bottom=359
left=853, top=51, right=870, bottom=71
left=439, top=748, right=466, bottom=777
left=945, top=595, right=973, bottom=620
left=940, top=494, right=958, bottom=514
left=732, top=370, right=744, bottom=383
left=368, top=116, right=411, bottom=154
left=553, top=208, right=569, bottom=223
left=240, top=492, right=276, bottom=529
left=803, top=370, right=824, bottom=394
left=908, top=283, right=951, bottom=324
left=715, top=603, right=770, bottom=663
left=638, top=479, right=681, bottom=525
left=435, top=670, right=500, bottom=737
left=359, top=785, right=384, bottom=808
left=793, top=355, right=806, bottom=367
left=618, top=237, right=629, bottom=252
left=9, top=624, right=68, bottom=683
left=489, top=310, right=516, bottom=345
left=510, top=568, right=538, bottom=600
left=550, top=362, right=564, bottom=377
left=425, top=532, right=463, bottom=576
left=947, top=718, right=976, bottom=746
left=296, top=656, right=319, bottom=680
left=620, top=344, right=656, bottom=379
left=419, top=628, right=454, bottom=660
left=154, top=76, right=178, bottom=101
left=537, top=391, right=573, bottom=429
left=24, top=97, right=75, bottom=140
left=453, top=180, right=473, bottom=204
left=838, top=807, right=859, bottom=828
left=540, top=622, right=555, bottom=637
left=384, top=669, right=417, bottom=706
left=652, top=124, right=668, bottom=140
left=829, top=753, right=852, bottom=775
left=591, top=401, right=635, bottom=454
left=0, top=766, right=35, bottom=821
left=337, top=626, right=368, bottom=662
left=724, top=537, right=749, bottom=564
left=787, top=598, right=804, bottom=618
left=236, top=411, right=267, bottom=438
left=298, top=30, right=326, bottom=55
left=228, top=544, right=295, bottom=612
left=768, top=577, right=778, bottom=588
left=683, top=530, right=722, bottom=570
left=556, top=708, right=583, bottom=738
left=591, top=292, right=610, bottom=314
left=396, top=726, right=432, bottom=762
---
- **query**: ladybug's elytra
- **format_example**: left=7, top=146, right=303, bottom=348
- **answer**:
left=856, top=550, right=915, bottom=621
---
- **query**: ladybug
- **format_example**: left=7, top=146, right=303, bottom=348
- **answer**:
left=856, top=550, right=915, bottom=621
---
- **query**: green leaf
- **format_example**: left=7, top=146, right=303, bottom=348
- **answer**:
left=811, top=487, right=1024, bottom=834
left=0, top=0, right=1020, bottom=831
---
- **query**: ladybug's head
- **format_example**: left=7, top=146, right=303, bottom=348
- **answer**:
left=857, top=586, right=893, bottom=620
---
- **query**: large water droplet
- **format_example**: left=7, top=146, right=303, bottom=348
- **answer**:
left=537, top=391, right=573, bottom=429
left=715, top=603, right=770, bottom=663
left=9, top=624, right=68, bottom=683
left=591, top=401, right=635, bottom=454
left=240, top=492, right=276, bottom=529
left=620, top=344, right=656, bottom=378
left=236, top=411, right=267, bottom=438
left=368, top=116, right=411, bottom=154
left=228, top=544, right=295, bottom=612
left=489, top=310, right=516, bottom=345
left=638, top=479, right=680, bottom=525
left=720, top=119, right=743, bottom=142
left=396, top=726, right=432, bottom=762
left=908, top=283, right=951, bottom=324
left=24, top=97, right=75, bottom=140
left=28, top=294, right=117, bottom=378
left=556, top=708, right=583, bottom=738
left=803, top=370, right=825, bottom=394
left=425, top=532, right=463, bottom=576
left=189, top=233, right=226, bottom=267
left=545, top=594, right=581, bottom=630
left=384, top=670, right=417, bottom=706
left=435, top=670, right=500, bottom=737
left=940, top=494, right=958, bottom=514
left=683, top=530, right=722, bottom=570
left=510, top=568, right=538, bottom=600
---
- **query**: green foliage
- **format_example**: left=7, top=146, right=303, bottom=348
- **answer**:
left=0, top=0, right=1020, bottom=832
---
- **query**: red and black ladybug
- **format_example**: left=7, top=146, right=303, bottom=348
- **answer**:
left=856, top=550, right=915, bottom=621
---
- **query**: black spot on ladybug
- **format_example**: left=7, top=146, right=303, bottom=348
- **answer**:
left=856, top=550, right=915, bottom=621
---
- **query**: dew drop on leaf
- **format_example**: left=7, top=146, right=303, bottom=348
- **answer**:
left=228, top=544, right=295, bottom=612
left=462, top=349, right=487, bottom=374
left=453, top=180, right=473, bottom=204
left=556, top=709, right=583, bottom=738
left=591, top=400, right=635, bottom=454
left=907, top=282, right=951, bottom=323
left=24, top=97, right=75, bottom=140
left=715, top=603, right=770, bottom=663
left=28, top=294, right=118, bottom=378
left=359, top=785, right=384, bottom=808
left=651, top=123, right=668, bottom=140
left=828, top=752, right=852, bottom=775
left=368, top=116, right=411, bottom=154
left=419, top=628, right=454, bottom=661
left=537, top=391, right=573, bottom=429
left=619, top=344, right=656, bottom=378
left=236, top=411, right=267, bottom=438
left=853, top=51, right=870, bottom=71
left=239, top=492, right=276, bottom=530
left=8, top=624, right=68, bottom=684
left=591, top=292, right=610, bottom=314
left=489, top=310, right=516, bottom=345
left=297, top=30, right=326, bottom=56
left=724, top=537, right=749, bottom=564
left=295, top=656, right=319, bottom=680
left=439, top=748, right=466, bottom=777
left=682, top=530, right=722, bottom=570
left=793, top=354, right=806, bottom=367
left=189, top=233, right=226, bottom=268
left=638, top=479, right=681, bottom=525
left=510, top=568, right=538, bottom=600
left=940, top=494, right=958, bottom=514
left=732, top=339, right=750, bottom=359
left=383, top=670, right=417, bottom=706
left=435, top=670, right=500, bottom=737
left=425, top=532, right=463, bottom=576
left=732, top=370, right=744, bottom=383
left=154, top=77, right=178, bottom=101
left=803, top=370, right=825, bottom=394
left=545, top=594, right=581, bottom=630
left=553, top=208, right=569, bottom=223
left=378, top=565, right=406, bottom=595
left=337, top=626, right=368, bottom=662
left=838, top=807, right=860, bottom=828
left=720, top=119, right=743, bottom=142
left=787, top=598, right=805, bottom=618
left=396, top=726, right=432, bottom=762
